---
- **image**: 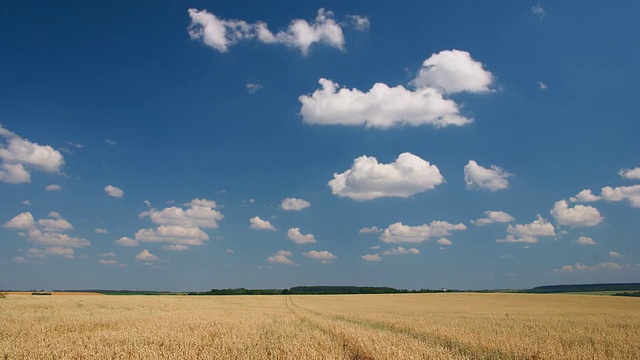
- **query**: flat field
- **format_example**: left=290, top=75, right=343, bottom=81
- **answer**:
left=1, top=293, right=638, bottom=359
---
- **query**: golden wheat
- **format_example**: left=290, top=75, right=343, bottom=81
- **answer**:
left=1, top=293, right=638, bottom=359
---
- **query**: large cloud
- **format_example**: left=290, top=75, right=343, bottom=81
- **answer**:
left=380, top=221, right=466, bottom=244
left=0, top=126, right=64, bottom=183
left=328, top=153, right=444, bottom=201
left=188, top=8, right=358, bottom=55
left=550, top=200, right=603, bottom=227
left=498, top=215, right=555, bottom=243
left=280, top=197, right=311, bottom=211
left=287, top=228, right=316, bottom=244
left=471, top=210, right=515, bottom=226
left=4, top=212, right=35, bottom=229
left=411, top=50, right=493, bottom=94
left=600, top=185, right=640, bottom=208
left=299, top=50, right=492, bottom=129
left=464, top=160, right=511, bottom=191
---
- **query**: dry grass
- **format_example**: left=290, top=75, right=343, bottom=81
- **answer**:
left=1, top=293, right=638, bottom=359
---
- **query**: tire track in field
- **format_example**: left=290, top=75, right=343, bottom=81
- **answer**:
left=286, top=296, right=375, bottom=360
left=288, top=297, right=519, bottom=360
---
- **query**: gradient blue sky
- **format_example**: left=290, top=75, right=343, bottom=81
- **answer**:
left=1, top=1, right=639, bottom=291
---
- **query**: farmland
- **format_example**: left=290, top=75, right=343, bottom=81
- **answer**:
left=1, top=293, right=639, bottom=359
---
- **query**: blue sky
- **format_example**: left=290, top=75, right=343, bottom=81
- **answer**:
left=1, top=1, right=639, bottom=291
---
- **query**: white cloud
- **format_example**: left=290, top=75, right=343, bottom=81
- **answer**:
left=498, top=215, right=556, bottom=243
left=437, top=238, right=452, bottom=246
left=4, top=212, right=35, bottom=229
left=280, top=197, right=311, bottom=211
left=105, top=139, right=117, bottom=146
left=550, top=200, right=603, bottom=227
left=361, top=254, right=381, bottom=262
left=104, top=185, right=124, bottom=198
left=188, top=8, right=350, bottom=55
left=45, top=184, right=62, bottom=191
left=135, top=225, right=209, bottom=247
left=347, top=15, right=370, bottom=30
left=370, top=245, right=381, bottom=250
left=472, top=210, right=515, bottom=226
left=226, top=248, right=234, bottom=253
left=464, top=160, right=511, bottom=191
left=569, top=189, right=601, bottom=203
left=359, top=226, right=382, bottom=234
left=601, top=185, right=640, bottom=208
left=380, top=221, right=466, bottom=244
left=531, top=4, right=546, bottom=19
left=97, top=252, right=116, bottom=257
left=246, top=83, right=263, bottom=94
left=554, top=262, right=623, bottom=273
left=538, top=82, right=547, bottom=90
left=573, top=236, right=596, bottom=245
left=300, top=78, right=470, bottom=129
left=36, top=218, right=73, bottom=232
left=141, top=201, right=223, bottom=228
left=287, top=228, right=316, bottom=244
left=0, top=126, right=64, bottom=178
left=249, top=216, right=277, bottom=231
left=381, top=247, right=420, bottom=255
left=411, top=50, right=493, bottom=94
left=609, top=251, right=621, bottom=258
left=0, top=163, right=30, bottom=183
left=27, top=230, right=90, bottom=248
left=162, top=244, right=189, bottom=251
left=12, top=256, right=27, bottom=263
left=303, top=250, right=336, bottom=262
left=98, top=259, right=126, bottom=267
left=28, top=247, right=74, bottom=259
left=95, top=228, right=109, bottom=234
left=267, top=250, right=294, bottom=265
left=22, top=200, right=31, bottom=206
left=329, top=153, right=444, bottom=201
left=135, top=249, right=158, bottom=261
left=116, top=237, right=138, bottom=247
left=619, top=167, right=640, bottom=180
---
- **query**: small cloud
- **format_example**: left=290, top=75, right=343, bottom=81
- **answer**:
left=135, top=249, right=158, bottom=261
left=143, top=200, right=151, bottom=207
left=12, top=256, right=27, bottom=263
left=359, top=226, right=382, bottom=234
left=609, top=251, right=621, bottom=258
left=281, top=197, right=311, bottom=211
left=162, top=244, right=189, bottom=251
left=472, top=210, right=515, bottom=226
left=573, top=236, right=597, bottom=245
left=531, top=4, right=546, bottom=19
left=303, top=250, right=336, bottom=262
left=381, top=247, right=420, bottom=255
left=65, top=141, right=84, bottom=149
left=94, top=228, right=109, bottom=234
left=267, top=250, right=295, bottom=265
left=226, top=248, right=234, bottom=253
left=361, top=254, right=381, bottom=262
left=347, top=15, right=370, bottom=30
left=570, top=189, right=601, bottom=203
left=369, top=245, right=381, bottom=250
left=104, top=185, right=124, bottom=198
left=464, top=160, right=511, bottom=191
left=22, top=200, right=32, bottom=206
left=619, top=167, right=640, bottom=180
left=45, top=184, right=62, bottom=191
left=116, top=237, right=139, bottom=247
left=105, top=139, right=117, bottom=146
left=287, top=227, right=317, bottom=244
left=537, top=82, right=547, bottom=90
left=97, top=252, right=116, bottom=257
left=249, top=216, right=277, bottom=231
left=246, top=83, right=263, bottom=94
left=437, top=238, right=452, bottom=246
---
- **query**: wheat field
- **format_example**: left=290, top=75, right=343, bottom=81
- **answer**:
left=1, top=293, right=639, bottom=359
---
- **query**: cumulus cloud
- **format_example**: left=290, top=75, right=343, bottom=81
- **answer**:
left=37, top=218, right=73, bottom=232
left=98, top=259, right=126, bottom=267
left=498, top=215, right=555, bottom=243
left=300, top=78, right=470, bottom=129
left=188, top=8, right=356, bottom=55
left=569, top=189, right=601, bottom=203
left=538, top=82, right=547, bottom=90
left=359, top=226, right=382, bottom=234
left=98, top=252, right=116, bottom=257
left=303, top=250, right=336, bottom=263
left=249, top=216, right=277, bottom=231
left=287, top=228, right=316, bottom=244
left=135, top=225, right=209, bottom=247
left=437, top=238, right=452, bottom=246
left=411, top=50, right=493, bottom=94
left=381, top=247, right=420, bottom=255
left=601, top=185, right=640, bottom=208
left=609, top=251, right=621, bottom=258
left=464, top=160, right=511, bottom=191
left=554, top=262, right=623, bottom=273
left=104, top=185, right=124, bottom=198
left=472, top=210, right=515, bottom=226
left=27, top=230, right=90, bottom=248
left=116, top=236, right=138, bottom=247
left=135, top=249, right=158, bottom=261
left=550, top=200, right=603, bottom=227
left=347, top=15, right=370, bottom=30
left=531, top=4, right=546, bottom=19
left=619, top=167, right=640, bottom=180
left=140, top=201, right=223, bottom=228
left=281, top=197, right=311, bottom=211
left=267, top=250, right=295, bottom=265
left=329, top=153, right=444, bottom=201
left=361, top=254, right=381, bottom=262
left=28, top=247, right=74, bottom=259
left=45, top=184, right=62, bottom=191
left=246, top=83, right=263, bottom=94
left=0, top=126, right=64, bottom=183
left=380, top=221, right=466, bottom=244
left=162, top=244, right=189, bottom=251
left=573, top=236, right=596, bottom=245
left=95, top=228, right=109, bottom=234
left=4, top=212, right=35, bottom=229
